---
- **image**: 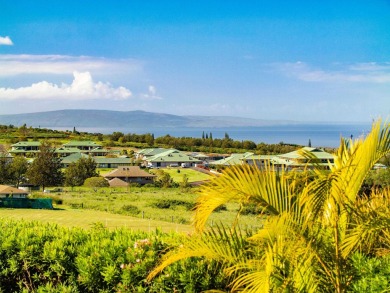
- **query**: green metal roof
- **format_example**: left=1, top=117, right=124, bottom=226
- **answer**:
left=138, top=148, right=169, bottom=156
left=63, top=141, right=101, bottom=147
left=147, top=149, right=202, bottom=163
left=210, top=152, right=254, bottom=166
left=61, top=153, right=89, bottom=164
left=94, top=157, right=132, bottom=164
left=11, top=141, right=41, bottom=147
left=278, top=147, right=334, bottom=160
left=55, top=147, right=81, bottom=154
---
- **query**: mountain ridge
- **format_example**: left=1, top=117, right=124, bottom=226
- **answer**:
left=0, top=109, right=298, bottom=129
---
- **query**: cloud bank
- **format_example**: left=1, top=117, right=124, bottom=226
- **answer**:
left=0, top=36, right=13, bottom=46
left=274, top=62, right=390, bottom=83
left=0, top=54, right=141, bottom=76
left=0, top=71, right=132, bottom=100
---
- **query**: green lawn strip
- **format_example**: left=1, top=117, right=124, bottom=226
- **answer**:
left=158, top=168, right=211, bottom=183
left=0, top=208, right=193, bottom=233
left=27, top=186, right=261, bottom=231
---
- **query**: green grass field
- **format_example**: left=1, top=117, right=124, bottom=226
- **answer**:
left=9, top=185, right=262, bottom=232
left=150, top=167, right=211, bottom=182
left=0, top=208, right=193, bottom=232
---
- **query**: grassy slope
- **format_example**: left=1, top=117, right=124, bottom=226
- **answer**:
left=152, top=168, right=211, bottom=183
left=0, top=208, right=192, bottom=233
left=5, top=186, right=261, bottom=232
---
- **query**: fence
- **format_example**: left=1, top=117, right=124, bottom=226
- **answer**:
left=0, top=198, right=53, bottom=209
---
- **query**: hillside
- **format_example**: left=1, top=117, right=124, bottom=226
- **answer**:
left=0, top=109, right=296, bottom=129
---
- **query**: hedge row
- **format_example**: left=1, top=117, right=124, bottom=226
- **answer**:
left=0, top=220, right=228, bottom=292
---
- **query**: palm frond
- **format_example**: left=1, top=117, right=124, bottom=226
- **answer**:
left=195, top=163, right=295, bottom=232
left=147, top=225, right=248, bottom=282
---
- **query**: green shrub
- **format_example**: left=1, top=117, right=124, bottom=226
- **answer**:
left=151, top=199, right=194, bottom=210
left=120, top=204, right=140, bottom=216
left=0, top=219, right=230, bottom=292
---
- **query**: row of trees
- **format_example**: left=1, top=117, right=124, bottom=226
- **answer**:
left=105, top=130, right=304, bottom=154
left=1, top=123, right=307, bottom=155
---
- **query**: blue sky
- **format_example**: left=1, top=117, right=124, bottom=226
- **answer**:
left=0, top=0, right=389, bottom=122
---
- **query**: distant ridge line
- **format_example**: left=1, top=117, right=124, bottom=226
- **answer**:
left=0, top=109, right=298, bottom=128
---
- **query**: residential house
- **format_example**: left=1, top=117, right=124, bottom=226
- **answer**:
left=209, top=152, right=254, bottom=166
left=274, top=147, right=335, bottom=171
left=136, top=148, right=168, bottom=160
left=144, top=149, right=202, bottom=168
left=62, top=140, right=102, bottom=151
left=104, top=166, right=156, bottom=185
left=94, top=157, right=132, bottom=168
left=61, top=141, right=109, bottom=156
left=240, top=154, right=276, bottom=168
left=9, top=141, right=41, bottom=156
left=0, top=185, right=29, bottom=198
left=60, top=153, right=132, bottom=168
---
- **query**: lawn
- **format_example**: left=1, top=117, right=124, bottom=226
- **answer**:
left=0, top=208, right=193, bottom=232
left=151, top=167, right=211, bottom=183
left=25, top=186, right=262, bottom=231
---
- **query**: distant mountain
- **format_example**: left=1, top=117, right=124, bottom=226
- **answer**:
left=0, top=109, right=297, bottom=129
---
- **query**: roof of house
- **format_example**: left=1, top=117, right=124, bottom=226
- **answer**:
left=0, top=185, right=29, bottom=194
left=146, top=149, right=202, bottom=163
left=94, top=157, right=132, bottom=164
left=61, top=153, right=89, bottom=164
left=108, top=178, right=129, bottom=187
left=241, top=154, right=276, bottom=162
left=55, top=147, right=82, bottom=154
left=191, top=153, right=209, bottom=159
left=278, top=147, right=334, bottom=160
left=62, top=141, right=102, bottom=147
left=11, top=141, right=41, bottom=147
left=137, top=148, right=169, bottom=157
left=104, top=166, right=156, bottom=178
left=88, top=148, right=109, bottom=153
left=209, top=152, right=254, bottom=166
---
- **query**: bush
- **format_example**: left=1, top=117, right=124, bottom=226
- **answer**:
left=151, top=199, right=194, bottom=210
left=0, top=219, right=230, bottom=292
left=84, top=177, right=109, bottom=191
left=120, top=204, right=140, bottom=216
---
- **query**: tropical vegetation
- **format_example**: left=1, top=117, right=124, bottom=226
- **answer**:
left=148, top=120, right=390, bottom=292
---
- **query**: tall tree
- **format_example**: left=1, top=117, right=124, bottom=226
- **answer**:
left=9, top=156, right=28, bottom=188
left=26, top=141, right=63, bottom=191
left=149, top=120, right=390, bottom=292
left=64, top=156, right=98, bottom=188
left=0, top=156, right=11, bottom=185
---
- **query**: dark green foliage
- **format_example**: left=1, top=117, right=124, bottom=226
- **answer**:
left=214, top=204, right=227, bottom=212
left=350, top=253, right=390, bottom=292
left=154, top=170, right=176, bottom=188
left=83, top=177, right=109, bottom=191
left=364, top=169, right=390, bottom=190
left=26, top=141, right=63, bottom=191
left=9, top=156, right=29, bottom=187
left=120, top=204, right=140, bottom=216
left=151, top=199, right=194, bottom=210
left=64, top=157, right=98, bottom=188
left=0, top=219, right=230, bottom=292
left=240, top=203, right=264, bottom=215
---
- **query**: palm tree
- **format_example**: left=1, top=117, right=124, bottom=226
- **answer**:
left=148, top=120, right=390, bottom=292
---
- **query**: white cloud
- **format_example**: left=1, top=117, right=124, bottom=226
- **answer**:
left=0, top=36, right=13, bottom=46
left=0, top=71, right=132, bottom=100
left=274, top=62, right=390, bottom=83
left=141, top=85, right=162, bottom=100
left=0, top=54, right=142, bottom=76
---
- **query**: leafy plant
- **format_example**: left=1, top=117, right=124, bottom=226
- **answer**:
left=149, top=120, right=390, bottom=292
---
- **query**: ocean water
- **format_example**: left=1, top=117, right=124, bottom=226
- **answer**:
left=55, top=123, right=372, bottom=148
